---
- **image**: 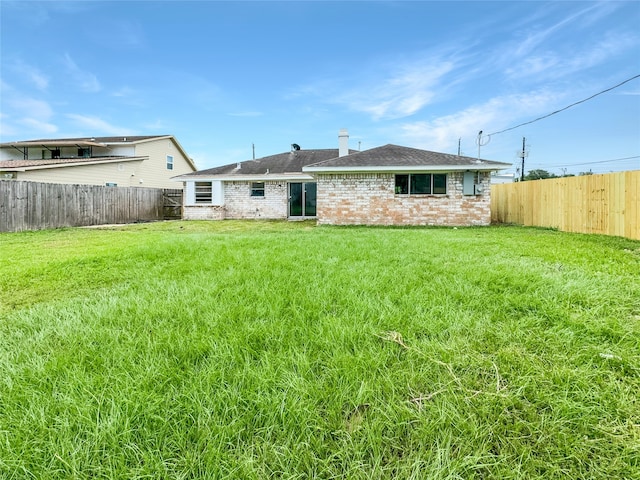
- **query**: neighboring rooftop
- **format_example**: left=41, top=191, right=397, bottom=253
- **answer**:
left=0, top=156, right=145, bottom=170
left=0, top=136, right=170, bottom=147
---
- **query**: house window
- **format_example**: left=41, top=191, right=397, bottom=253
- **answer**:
left=166, top=155, right=174, bottom=170
left=195, top=182, right=212, bottom=203
left=78, top=148, right=90, bottom=158
left=51, top=149, right=61, bottom=159
left=395, top=174, right=447, bottom=195
left=433, top=174, right=447, bottom=194
left=251, top=182, right=265, bottom=197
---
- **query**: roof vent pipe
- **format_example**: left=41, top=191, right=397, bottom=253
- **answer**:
left=338, top=128, right=349, bottom=157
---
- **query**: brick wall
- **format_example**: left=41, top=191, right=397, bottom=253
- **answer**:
left=183, top=181, right=289, bottom=220
left=315, top=172, right=491, bottom=226
left=183, top=205, right=225, bottom=220
left=223, top=181, right=289, bottom=219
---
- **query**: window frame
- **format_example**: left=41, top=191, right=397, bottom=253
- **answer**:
left=166, top=155, right=174, bottom=170
left=194, top=181, right=213, bottom=204
left=395, top=173, right=447, bottom=195
left=250, top=182, right=265, bottom=197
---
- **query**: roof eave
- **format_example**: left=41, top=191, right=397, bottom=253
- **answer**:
left=172, top=173, right=314, bottom=182
left=1, top=140, right=109, bottom=148
left=303, top=163, right=512, bottom=173
left=0, top=156, right=147, bottom=171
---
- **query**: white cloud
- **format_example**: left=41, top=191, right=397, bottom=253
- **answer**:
left=285, top=47, right=465, bottom=121
left=330, top=58, right=457, bottom=120
left=399, top=90, right=565, bottom=152
left=112, top=86, right=136, bottom=98
left=505, top=54, right=560, bottom=80
left=10, top=61, right=49, bottom=90
left=143, top=119, right=169, bottom=131
left=19, top=118, right=58, bottom=134
left=227, top=111, right=264, bottom=117
left=10, top=97, right=53, bottom=119
left=66, top=114, right=134, bottom=135
left=506, top=31, right=640, bottom=81
left=512, top=3, right=608, bottom=59
left=0, top=113, right=19, bottom=138
left=63, top=53, right=101, bottom=92
left=566, top=32, right=640, bottom=72
left=0, top=87, right=58, bottom=139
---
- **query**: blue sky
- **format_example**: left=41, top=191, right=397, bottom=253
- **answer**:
left=1, top=0, right=639, bottom=175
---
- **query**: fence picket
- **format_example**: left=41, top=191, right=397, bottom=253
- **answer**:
left=491, top=171, right=640, bottom=240
left=0, top=181, right=182, bottom=232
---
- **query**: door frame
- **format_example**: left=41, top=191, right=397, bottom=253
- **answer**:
left=288, top=182, right=317, bottom=218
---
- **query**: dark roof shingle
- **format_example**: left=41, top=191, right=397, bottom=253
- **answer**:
left=306, top=144, right=510, bottom=169
left=182, top=148, right=357, bottom=177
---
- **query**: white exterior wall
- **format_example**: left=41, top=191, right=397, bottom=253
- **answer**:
left=315, top=172, right=492, bottom=226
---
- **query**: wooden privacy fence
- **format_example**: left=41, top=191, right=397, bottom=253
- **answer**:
left=0, top=181, right=183, bottom=232
left=491, top=170, right=640, bottom=240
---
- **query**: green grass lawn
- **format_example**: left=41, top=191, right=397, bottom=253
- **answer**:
left=1, top=221, right=639, bottom=479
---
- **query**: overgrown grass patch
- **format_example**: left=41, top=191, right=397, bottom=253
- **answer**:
left=1, top=221, right=639, bottom=478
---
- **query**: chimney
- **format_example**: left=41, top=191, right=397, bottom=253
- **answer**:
left=338, top=128, right=349, bottom=157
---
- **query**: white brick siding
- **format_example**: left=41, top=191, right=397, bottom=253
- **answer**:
left=183, top=180, right=290, bottom=220
left=183, top=205, right=225, bottom=220
left=224, top=181, right=289, bottom=219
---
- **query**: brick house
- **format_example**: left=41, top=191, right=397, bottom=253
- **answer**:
left=174, top=130, right=510, bottom=226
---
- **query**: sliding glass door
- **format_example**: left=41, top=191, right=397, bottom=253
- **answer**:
left=289, top=182, right=316, bottom=217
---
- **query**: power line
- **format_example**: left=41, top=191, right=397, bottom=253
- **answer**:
left=525, top=155, right=640, bottom=171
left=549, top=155, right=640, bottom=168
left=488, top=74, right=640, bottom=137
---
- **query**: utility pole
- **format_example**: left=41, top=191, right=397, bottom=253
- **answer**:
left=520, top=137, right=526, bottom=181
left=252, top=143, right=255, bottom=160
left=458, top=138, right=461, bottom=156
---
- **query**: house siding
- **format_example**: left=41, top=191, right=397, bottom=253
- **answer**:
left=9, top=160, right=145, bottom=187
left=134, top=138, right=194, bottom=189
left=1, top=137, right=195, bottom=189
left=315, top=172, right=492, bottom=226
